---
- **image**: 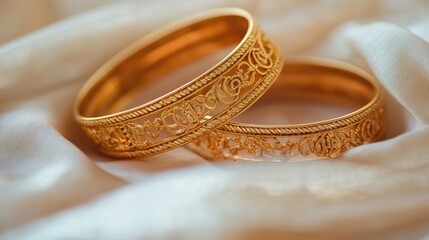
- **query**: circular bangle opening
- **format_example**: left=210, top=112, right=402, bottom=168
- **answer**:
left=78, top=14, right=250, bottom=118
left=190, top=57, right=384, bottom=161
left=233, top=60, right=377, bottom=124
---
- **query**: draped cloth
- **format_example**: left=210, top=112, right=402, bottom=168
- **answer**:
left=1, top=0, right=429, bottom=239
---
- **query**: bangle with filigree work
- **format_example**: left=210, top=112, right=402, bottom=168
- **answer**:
left=189, top=57, right=386, bottom=162
left=74, top=8, right=283, bottom=158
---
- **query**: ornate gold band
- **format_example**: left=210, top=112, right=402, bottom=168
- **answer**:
left=74, top=8, right=283, bottom=158
left=189, top=57, right=386, bottom=161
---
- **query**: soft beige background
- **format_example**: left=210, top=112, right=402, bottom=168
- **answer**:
left=1, top=0, right=429, bottom=239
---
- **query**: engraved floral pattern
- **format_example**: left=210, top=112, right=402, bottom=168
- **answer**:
left=84, top=31, right=278, bottom=152
left=194, top=107, right=385, bottom=161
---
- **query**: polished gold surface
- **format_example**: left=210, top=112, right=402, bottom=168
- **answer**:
left=74, top=8, right=283, bottom=158
left=190, top=57, right=386, bottom=161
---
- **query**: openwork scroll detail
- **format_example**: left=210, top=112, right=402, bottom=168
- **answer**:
left=194, top=106, right=385, bottom=161
left=83, top=31, right=279, bottom=153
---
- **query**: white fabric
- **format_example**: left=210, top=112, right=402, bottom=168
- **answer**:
left=1, top=0, right=429, bottom=239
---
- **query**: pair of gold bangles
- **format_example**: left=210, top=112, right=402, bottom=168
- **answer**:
left=74, top=8, right=385, bottom=162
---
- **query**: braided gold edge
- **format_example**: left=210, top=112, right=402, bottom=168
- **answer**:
left=99, top=50, right=284, bottom=158
left=77, top=25, right=258, bottom=127
left=219, top=96, right=384, bottom=137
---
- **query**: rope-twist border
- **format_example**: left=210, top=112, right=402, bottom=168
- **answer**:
left=220, top=99, right=384, bottom=136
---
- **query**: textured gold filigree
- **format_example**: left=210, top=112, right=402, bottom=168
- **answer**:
left=79, top=24, right=283, bottom=157
left=192, top=103, right=385, bottom=161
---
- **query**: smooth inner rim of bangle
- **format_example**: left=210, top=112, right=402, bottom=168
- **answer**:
left=77, top=11, right=252, bottom=119
left=223, top=58, right=381, bottom=129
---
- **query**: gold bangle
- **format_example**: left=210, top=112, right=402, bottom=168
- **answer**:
left=189, top=57, right=386, bottom=162
left=74, top=8, right=283, bottom=158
